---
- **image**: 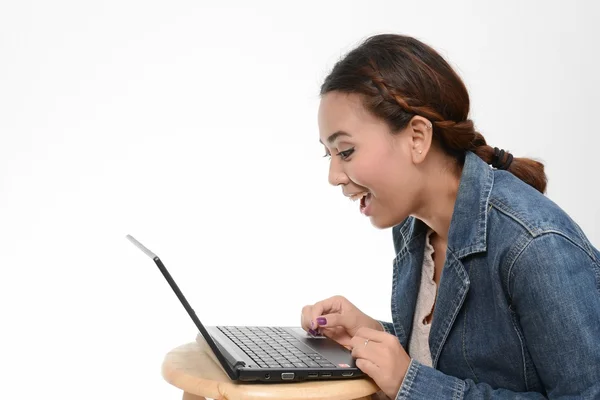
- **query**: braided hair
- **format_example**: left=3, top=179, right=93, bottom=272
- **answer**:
left=320, top=34, right=547, bottom=193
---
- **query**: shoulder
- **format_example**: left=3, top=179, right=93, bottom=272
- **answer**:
left=488, top=170, right=595, bottom=258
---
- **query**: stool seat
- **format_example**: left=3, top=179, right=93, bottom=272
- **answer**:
left=161, top=336, right=381, bottom=400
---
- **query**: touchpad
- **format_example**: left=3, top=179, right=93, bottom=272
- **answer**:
left=288, top=327, right=355, bottom=365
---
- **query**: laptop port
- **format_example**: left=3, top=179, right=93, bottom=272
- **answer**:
left=307, top=373, right=318, bottom=378
left=281, top=372, right=295, bottom=380
left=320, top=372, right=332, bottom=377
left=264, top=373, right=270, bottom=380
left=342, top=371, right=354, bottom=377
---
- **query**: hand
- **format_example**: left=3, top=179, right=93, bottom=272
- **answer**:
left=350, top=327, right=411, bottom=399
left=300, top=295, right=384, bottom=347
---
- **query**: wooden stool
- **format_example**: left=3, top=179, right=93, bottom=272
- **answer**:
left=161, top=335, right=382, bottom=400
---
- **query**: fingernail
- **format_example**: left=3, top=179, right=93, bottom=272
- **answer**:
left=316, top=317, right=327, bottom=325
left=310, top=320, right=315, bottom=329
left=308, top=329, right=317, bottom=336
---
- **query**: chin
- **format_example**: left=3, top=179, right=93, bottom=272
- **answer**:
left=369, top=212, right=408, bottom=230
left=368, top=215, right=396, bottom=230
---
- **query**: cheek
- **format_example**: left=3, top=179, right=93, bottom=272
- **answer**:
left=348, top=144, right=412, bottom=198
left=372, top=158, right=416, bottom=215
left=348, top=163, right=390, bottom=198
left=350, top=161, right=382, bottom=187
left=365, top=156, right=408, bottom=197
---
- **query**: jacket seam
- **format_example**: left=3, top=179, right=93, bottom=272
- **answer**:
left=391, top=257, right=407, bottom=342
left=490, top=199, right=596, bottom=261
left=461, top=262, right=479, bottom=383
left=504, top=235, right=534, bottom=302
left=509, top=231, right=600, bottom=298
left=508, top=305, right=531, bottom=390
left=396, top=359, right=418, bottom=399
left=571, top=220, right=598, bottom=261
left=453, top=378, right=466, bottom=400
left=489, top=198, right=538, bottom=236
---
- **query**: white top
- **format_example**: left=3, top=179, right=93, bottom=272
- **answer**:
left=408, top=229, right=437, bottom=367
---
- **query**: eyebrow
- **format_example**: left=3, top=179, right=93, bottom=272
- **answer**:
left=319, top=130, right=352, bottom=145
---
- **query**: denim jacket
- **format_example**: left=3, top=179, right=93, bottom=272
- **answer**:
left=379, top=151, right=600, bottom=399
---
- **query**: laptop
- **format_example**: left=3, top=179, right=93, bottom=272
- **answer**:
left=126, top=234, right=364, bottom=383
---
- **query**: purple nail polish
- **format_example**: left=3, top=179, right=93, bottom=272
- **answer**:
left=317, top=317, right=327, bottom=325
left=308, top=329, right=317, bottom=336
left=310, top=321, right=315, bottom=329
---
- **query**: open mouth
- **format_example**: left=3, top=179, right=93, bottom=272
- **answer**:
left=350, top=192, right=372, bottom=213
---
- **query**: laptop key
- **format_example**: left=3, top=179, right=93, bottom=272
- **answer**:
left=306, top=361, right=321, bottom=368
left=293, top=362, right=308, bottom=368
left=281, top=363, right=295, bottom=368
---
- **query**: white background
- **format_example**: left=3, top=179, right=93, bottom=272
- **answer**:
left=1, top=0, right=598, bottom=398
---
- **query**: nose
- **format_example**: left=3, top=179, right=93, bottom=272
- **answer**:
left=328, top=158, right=349, bottom=186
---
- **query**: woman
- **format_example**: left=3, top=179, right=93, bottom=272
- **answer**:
left=301, top=34, right=600, bottom=399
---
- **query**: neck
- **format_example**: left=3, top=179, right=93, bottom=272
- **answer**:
left=412, top=154, right=461, bottom=243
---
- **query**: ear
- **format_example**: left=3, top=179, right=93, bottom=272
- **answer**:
left=408, top=116, right=433, bottom=164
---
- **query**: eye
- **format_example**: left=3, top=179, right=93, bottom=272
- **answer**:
left=337, top=148, right=354, bottom=160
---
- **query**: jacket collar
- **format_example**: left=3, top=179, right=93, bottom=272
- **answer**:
left=393, top=151, right=494, bottom=259
left=447, top=151, right=494, bottom=258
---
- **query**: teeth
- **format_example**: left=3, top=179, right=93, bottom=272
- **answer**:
left=350, top=192, right=369, bottom=202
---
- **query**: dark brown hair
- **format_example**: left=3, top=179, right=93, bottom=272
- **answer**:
left=320, top=34, right=547, bottom=193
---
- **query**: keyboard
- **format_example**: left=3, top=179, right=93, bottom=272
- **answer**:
left=218, top=326, right=337, bottom=369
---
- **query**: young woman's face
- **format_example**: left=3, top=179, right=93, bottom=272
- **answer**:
left=318, top=92, right=423, bottom=229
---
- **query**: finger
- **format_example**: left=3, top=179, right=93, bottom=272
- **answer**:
left=301, top=302, right=332, bottom=334
left=301, top=305, right=321, bottom=334
left=349, top=333, right=364, bottom=350
left=354, top=327, right=392, bottom=342
left=313, top=312, right=349, bottom=331
left=318, top=326, right=341, bottom=337
left=349, top=334, right=389, bottom=363
left=309, top=296, right=343, bottom=332
left=350, top=335, right=376, bottom=359
left=349, top=332, right=380, bottom=352
left=300, top=305, right=312, bottom=331
left=319, top=326, right=352, bottom=346
left=310, top=324, right=342, bottom=338
left=351, top=341, right=384, bottom=361
left=355, top=358, right=380, bottom=378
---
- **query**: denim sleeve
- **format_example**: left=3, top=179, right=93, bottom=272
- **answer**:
left=377, top=320, right=395, bottom=334
left=509, top=233, right=600, bottom=397
left=395, top=233, right=600, bottom=399
left=395, top=360, right=547, bottom=399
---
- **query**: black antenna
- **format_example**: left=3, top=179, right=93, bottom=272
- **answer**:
left=126, top=234, right=240, bottom=379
